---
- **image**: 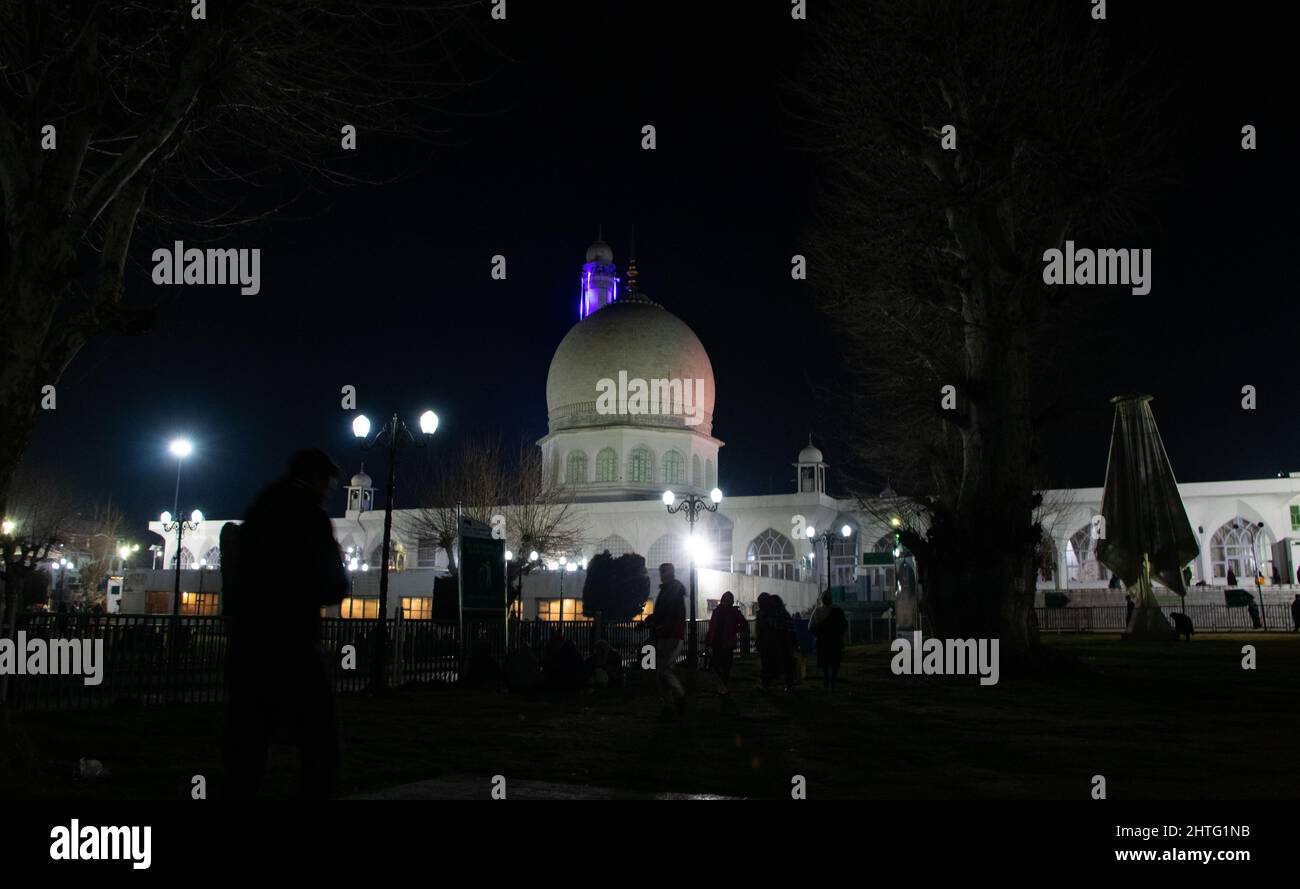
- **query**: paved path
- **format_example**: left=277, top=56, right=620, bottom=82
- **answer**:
left=351, top=774, right=737, bottom=800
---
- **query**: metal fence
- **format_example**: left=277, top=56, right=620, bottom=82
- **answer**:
left=1, top=612, right=670, bottom=712
left=1034, top=604, right=1297, bottom=633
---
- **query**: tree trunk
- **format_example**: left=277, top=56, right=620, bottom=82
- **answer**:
left=920, top=208, right=1039, bottom=656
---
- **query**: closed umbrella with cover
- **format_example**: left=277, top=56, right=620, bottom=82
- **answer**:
left=1095, top=395, right=1200, bottom=639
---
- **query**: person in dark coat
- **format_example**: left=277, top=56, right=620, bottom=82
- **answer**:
left=647, top=563, right=688, bottom=716
left=809, top=592, right=849, bottom=690
left=543, top=632, right=585, bottom=691
left=584, top=639, right=625, bottom=689
left=223, top=449, right=348, bottom=799
left=1125, top=593, right=1134, bottom=628
left=1291, top=594, right=1300, bottom=632
left=793, top=610, right=815, bottom=656
left=704, top=591, right=749, bottom=694
left=758, top=595, right=796, bottom=691
left=1227, top=567, right=1238, bottom=587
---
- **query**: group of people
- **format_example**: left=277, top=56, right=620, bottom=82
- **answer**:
left=645, top=561, right=851, bottom=719
left=218, top=451, right=858, bottom=794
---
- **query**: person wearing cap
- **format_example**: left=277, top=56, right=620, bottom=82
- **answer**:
left=223, top=448, right=349, bottom=799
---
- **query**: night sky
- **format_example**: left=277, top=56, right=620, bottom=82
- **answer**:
left=21, top=1, right=1300, bottom=537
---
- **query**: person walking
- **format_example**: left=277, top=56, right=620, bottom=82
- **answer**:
left=759, top=595, right=797, bottom=691
left=809, top=592, right=849, bottom=690
left=648, top=562, right=688, bottom=717
left=1291, top=593, right=1300, bottom=632
left=223, top=449, right=349, bottom=799
left=704, top=591, right=749, bottom=694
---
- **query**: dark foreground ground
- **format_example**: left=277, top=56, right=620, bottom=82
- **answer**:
left=3, top=635, right=1297, bottom=800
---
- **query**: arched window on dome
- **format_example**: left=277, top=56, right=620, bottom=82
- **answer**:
left=592, top=534, right=636, bottom=559
left=565, top=450, right=588, bottom=484
left=1209, top=518, right=1274, bottom=582
left=705, top=458, right=716, bottom=489
left=628, top=446, right=655, bottom=484
left=692, top=455, right=702, bottom=488
left=202, top=546, right=221, bottom=569
left=175, top=547, right=195, bottom=570
left=596, top=448, right=618, bottom=483
left=663, top=450, right=685, bottom=487
left=744, top=528, right=796, bottom=581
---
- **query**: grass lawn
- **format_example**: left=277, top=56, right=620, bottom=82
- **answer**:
left=5, top=634, right=1298, bottom=800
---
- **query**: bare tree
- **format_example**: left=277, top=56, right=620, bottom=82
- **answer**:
left=0, top=1, right=484, bottom=518
left=800, top=1, right=1170, bottom=655
left=70, top=499, right=129, bottom=607
left=403, top=436, right=585, bottom=595
left=0, top=466, right=79, bottom=636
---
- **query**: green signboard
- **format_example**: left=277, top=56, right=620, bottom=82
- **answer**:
left=458, top=533, right=506, bottom=612
left=862, top=552, right=894, bottom=566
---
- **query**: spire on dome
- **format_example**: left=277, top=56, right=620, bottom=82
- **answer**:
left=585, top=225, right=614, bottom=264
left=579, top=230, right=619, bottom=319
left=346, top=463, right=376, bottom=513
left=795, top=436, right=827, bottom=493
left=626, top=224, right=639, bottom=294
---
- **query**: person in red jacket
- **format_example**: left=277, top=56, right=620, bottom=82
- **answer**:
left=648, top=562, right=687, bottom=717
left=705, top=591, right=749, bottom=694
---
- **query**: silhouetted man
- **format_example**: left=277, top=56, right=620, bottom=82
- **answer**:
left=223, top=449, right=348, bottom=798
left=648, top=562, right=687, bottom=717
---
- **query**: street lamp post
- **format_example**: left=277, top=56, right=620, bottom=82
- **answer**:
left=352, top=409, right=438, bottom=690
left=663, top=486, right=723, bottom=668
left=160, top=509, right=201, bottom=691
left=161, top=509, right=203, bottom=616
left=810, top=524, right=854, bottom=602
left=1247, top=521, right=1268, bottom=631
left=55, top=557, right=71, bottom=608
left=168, top=438, right=194, bottom=521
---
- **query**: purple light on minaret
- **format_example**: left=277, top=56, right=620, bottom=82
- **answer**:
left=577, top=237, right=621, bottom=319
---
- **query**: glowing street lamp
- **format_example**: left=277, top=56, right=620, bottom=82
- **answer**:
left=167, top=437, right=194, bottom=522
left=161, top=509, right=202, bottom=617
left=663, top=487, right=723, bottom=668
left=351, top=407, right=439, bottom=689
left=813, top=523, right=855, bottom=601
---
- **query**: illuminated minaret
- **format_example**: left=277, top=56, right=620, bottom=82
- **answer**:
left=578, top=226, right=619, bottom=319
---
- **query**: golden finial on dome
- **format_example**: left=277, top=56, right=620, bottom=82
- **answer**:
left=626, top=224, right=638, bottom=293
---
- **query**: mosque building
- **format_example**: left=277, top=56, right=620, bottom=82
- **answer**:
left=129, top=237, right=1300, bottom=619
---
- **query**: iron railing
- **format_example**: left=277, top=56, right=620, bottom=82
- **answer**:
left=1034, top=604, right=1296, bottom=633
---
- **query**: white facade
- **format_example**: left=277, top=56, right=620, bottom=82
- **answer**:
left=140, top=237, right=1300, bottom=617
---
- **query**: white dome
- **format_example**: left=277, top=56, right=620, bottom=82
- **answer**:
left=546, top=299, right=715, bottom=435
left=350, top=471, right=372, bottom=488
left=798, top=442, right=824, bottom=464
